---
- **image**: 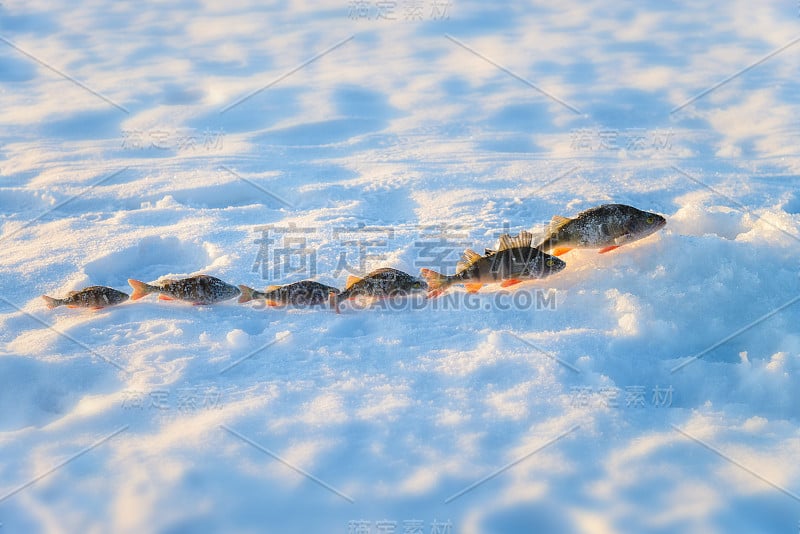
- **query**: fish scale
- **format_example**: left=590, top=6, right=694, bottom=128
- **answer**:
left=128, top=275, right=241, bottom=304
left=330, top=268, right=428, bottom=313
left=238, top=280, right=340, bottom=306
left=420, top=231, right=566, bottom=295
left=536, top=203, right=667, bottom=254
left=42, top=286, right=129, bottom=309
left=337, top=268, right=427, bottom=300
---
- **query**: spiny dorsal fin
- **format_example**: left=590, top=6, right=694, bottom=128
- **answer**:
left=345, top=275, right=362, bottom=290
left=456, top=249, right=483, bottom=271
left=550, top=215, right=571, bottom=229
left=484, top=248, right=495, bottom=256
left=497, top=231, right=533, bottom=251
left=265, top=285, right=281, bottom=292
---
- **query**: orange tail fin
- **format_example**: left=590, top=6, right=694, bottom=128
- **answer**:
left=420, top=269, right=451, bottom=295
left=127, top=279, right=154, bottom=300
left=238, top=285, right=256, bottom=304
left=42, top=295, right=61, bottom=309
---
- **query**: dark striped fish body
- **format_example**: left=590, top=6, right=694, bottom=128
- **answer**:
left=536, top=204, right=666, bottom=255
left=42, top=286, right=129, bottom=309
left=330, top=268, right=428, bottom=313
left=454, top=246, right=565, bottom=283
left=239, top=280, right=340, bottom=306
left=128, top=275, right=240, bottom=304
left=421, top=231, right=566, bottom=295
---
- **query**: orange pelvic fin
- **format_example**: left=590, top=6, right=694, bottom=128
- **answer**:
left=552, top=247, right=573, bottom=256
left=500, top=279, right=522, bottom=288
left=598, top=245, right=620, bottom=254
left=465, top=283, right=483, bottom=294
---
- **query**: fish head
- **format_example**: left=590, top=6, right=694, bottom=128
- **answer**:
left=623, top=210, right=666, bottom=241
left=218, top=283, right=243, bottom=301
left=409, top=278, right=428, bottom=293
left=387, top=270, right=428, bottom=294
left=524, top=250, right=567, bottom=278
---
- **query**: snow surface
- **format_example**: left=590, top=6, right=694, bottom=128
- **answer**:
left=1, top=1, right=799, bottom=533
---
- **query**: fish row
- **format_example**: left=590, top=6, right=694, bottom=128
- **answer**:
left=42, top=204, right=667, bottom=313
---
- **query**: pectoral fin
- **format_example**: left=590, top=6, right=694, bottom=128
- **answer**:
left=614, top=233, right=634, bottom=245
left=598, top=245, right=620, bottom=254
left=158, top=295, right=174, bottom=301
left=500, top=279, right=522, bottom=288
left=552, top=247, right=573, bottom=256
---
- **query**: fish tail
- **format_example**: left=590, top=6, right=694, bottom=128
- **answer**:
left=420, top=269, right=451, bottom=297
left=127, top=279, right=155, bottom=300
left=41, top=295, right=62, bottom=309
left=237, top=285, right=256, bottom=304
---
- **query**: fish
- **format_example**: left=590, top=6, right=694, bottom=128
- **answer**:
left=42, top=286, right=130, bottom=310
left=421, top=231, right=566, bottom=296
left=535, top=203, right=666, bottom=256
left=238, top=280, right=340, bottom=307
left=329, top=268, right=428, bottom=313
left=127, top=275, right=241, bottom=305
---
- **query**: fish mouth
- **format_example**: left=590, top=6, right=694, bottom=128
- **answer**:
left=646, top=215, right=667, bottom=235
left=546, top=260, right=568, bottom=276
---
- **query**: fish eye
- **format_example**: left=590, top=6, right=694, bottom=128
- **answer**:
left=546, top=259, right=554, bottom=267
left=646, top=216, right=654, bottom=224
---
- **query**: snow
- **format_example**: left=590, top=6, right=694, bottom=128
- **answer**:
left=1, top=0, right=799, bottom=532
